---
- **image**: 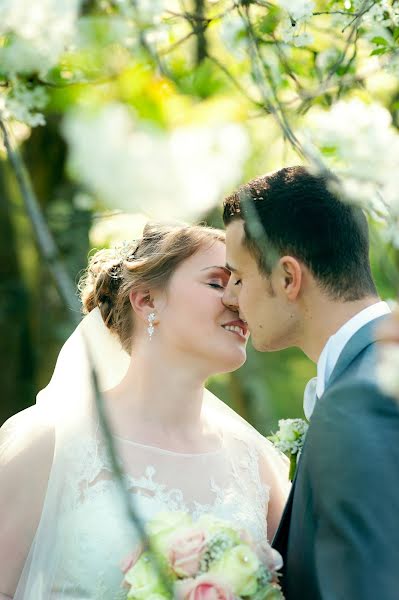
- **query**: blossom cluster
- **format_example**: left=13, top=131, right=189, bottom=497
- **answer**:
left=63, top=103, right=249, bottom=221
left=303, top=98, right=399, bottom=241
left=278, top=0, right=315, bottom=47
left=0, top=80, right=48, bottom=127
left=352, top=0, right=399, bottom=29
left=0, top=0, right=81, bottom=76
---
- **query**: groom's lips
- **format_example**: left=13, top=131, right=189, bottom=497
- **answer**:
left=221, top=319, right=249, bottom=339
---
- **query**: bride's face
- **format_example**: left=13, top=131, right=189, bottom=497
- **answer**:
left=155, top=241, right=249, bottom=375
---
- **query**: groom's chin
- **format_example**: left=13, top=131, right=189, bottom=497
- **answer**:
left=251, top=335, right=291, bottom=353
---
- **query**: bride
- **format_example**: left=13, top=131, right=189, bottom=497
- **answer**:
left=0, top=222, right=289, bottom=599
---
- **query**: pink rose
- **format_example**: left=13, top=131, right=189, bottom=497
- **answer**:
left=168, top=529, right=206, bottom=578
left=176, top=575, right=234, bottom=600
left=120, top=543, right=144, bottom=575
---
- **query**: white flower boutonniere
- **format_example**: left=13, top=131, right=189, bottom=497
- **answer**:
left=269, top=419, right=309, bottom=481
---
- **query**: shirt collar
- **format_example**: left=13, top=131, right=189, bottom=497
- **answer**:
left=316, top=301, right=391, bottom=398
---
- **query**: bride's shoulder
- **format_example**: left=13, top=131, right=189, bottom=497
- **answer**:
left=204, top=390, right=289, bottom=478
left=203, top=389, right=288, bottom=463
left=0, top=407, right=55, bottom=594
left=0, top=404, right=55, bottom=474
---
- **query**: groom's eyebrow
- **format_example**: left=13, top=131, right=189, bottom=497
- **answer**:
left=225, top=262, right=237, bottom=273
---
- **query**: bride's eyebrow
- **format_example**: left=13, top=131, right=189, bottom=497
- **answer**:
left=200, top=266, right=231, bottom=275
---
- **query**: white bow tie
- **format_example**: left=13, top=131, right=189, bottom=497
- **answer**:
left=303, top=376, right=318, bottom=420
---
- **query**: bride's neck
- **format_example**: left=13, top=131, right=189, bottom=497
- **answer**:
left=106, top=345, right=206, bottom=432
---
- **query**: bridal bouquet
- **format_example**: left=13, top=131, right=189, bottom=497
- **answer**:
left=122, top=511, right=284, bottom=599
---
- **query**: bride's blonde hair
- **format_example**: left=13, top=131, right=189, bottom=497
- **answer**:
left=79, top=222, right=225, bottom=352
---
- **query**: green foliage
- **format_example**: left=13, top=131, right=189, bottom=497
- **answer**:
left=1, top=0, right=399, bottom=429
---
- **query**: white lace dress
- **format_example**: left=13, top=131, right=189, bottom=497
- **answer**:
left=3, top=311, right=289, bottom=599
left=50, top=428, right=275, bottom=599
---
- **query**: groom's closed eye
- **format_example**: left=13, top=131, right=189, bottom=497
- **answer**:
left=225, top=263, right=241, bottom=284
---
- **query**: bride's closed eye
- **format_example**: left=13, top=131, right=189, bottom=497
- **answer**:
left=208, top=282, right=225, bottom=289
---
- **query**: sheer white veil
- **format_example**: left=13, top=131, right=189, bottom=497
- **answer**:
left=6, top=308, right=288, bottom=598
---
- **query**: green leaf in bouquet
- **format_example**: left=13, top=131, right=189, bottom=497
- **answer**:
left=199, top=532, right=236, bottom=571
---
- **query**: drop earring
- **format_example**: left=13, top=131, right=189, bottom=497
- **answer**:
left=147, top=312, right=156, bottom=340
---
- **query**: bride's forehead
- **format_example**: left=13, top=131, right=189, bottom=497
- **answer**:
left=181, top=242, right=226, bottom=271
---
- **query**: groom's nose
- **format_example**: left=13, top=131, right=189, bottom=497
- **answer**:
left=222, top=279, right=239, bottom=312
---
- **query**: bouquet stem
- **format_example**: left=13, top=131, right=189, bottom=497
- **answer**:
left=289, top=454, right=297, bottom=481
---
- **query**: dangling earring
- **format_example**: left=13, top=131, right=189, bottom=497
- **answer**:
left=147, top=312, right=156, bottom=340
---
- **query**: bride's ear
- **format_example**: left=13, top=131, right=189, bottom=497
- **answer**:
left=278, top=256, right=302, bottom=301
left=129, top=289, right=158, bottom=323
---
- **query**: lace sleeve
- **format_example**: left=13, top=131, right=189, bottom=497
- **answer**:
left=0, top=407, right=54, bottom=597
left=256, top=436, right=290, bottom=541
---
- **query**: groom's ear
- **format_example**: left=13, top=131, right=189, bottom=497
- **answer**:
left=278, top=256, right=302, bottom=301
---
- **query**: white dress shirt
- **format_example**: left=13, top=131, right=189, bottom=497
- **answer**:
left=303, top=301, right=391, bottom=419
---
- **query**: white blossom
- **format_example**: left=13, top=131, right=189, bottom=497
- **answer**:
left=0, top=80, right=48, bottom=127
left=352, top=0, right=399, bottom=28
left=303, top=99, right=399, bottom=225
left=280, top=19, right=313, bottom=47
left=113, top=0, right=174, bottom=25
left=378, top=344, right=399, bottom=401
left=0, top=0, right=81, bottom=75
left=278, top=0, right=314, bottom=22
left=89, top=212, right=149, bottom=248
left=278, top=0, right=314, bottom=46
left=63, top=103, right=249, bottom=221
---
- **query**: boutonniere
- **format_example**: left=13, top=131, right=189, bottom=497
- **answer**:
left=268, top=419, right=309, bottom=481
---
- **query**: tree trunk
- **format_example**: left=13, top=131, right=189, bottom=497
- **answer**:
left=0, top=161, right=35, bottom=425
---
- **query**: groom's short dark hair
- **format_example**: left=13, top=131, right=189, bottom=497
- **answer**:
left=223, top=165, right=378, bottom=301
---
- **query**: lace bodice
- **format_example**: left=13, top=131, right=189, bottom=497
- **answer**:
left=50, top=430, right=271, bottom=599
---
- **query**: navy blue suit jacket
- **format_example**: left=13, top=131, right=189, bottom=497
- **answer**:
left=273, top=316, right=399, bottom=599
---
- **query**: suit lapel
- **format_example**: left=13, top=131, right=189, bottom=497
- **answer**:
left=272, top=468, right=299, bottom=554
left=272, top=486, right=293, bottom=559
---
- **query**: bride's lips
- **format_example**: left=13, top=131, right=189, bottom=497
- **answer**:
left=221, top=319, right=249, bottom=341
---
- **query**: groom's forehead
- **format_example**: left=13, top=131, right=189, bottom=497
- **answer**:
left=225, top=222, right=242, bottom=256
left=225, top=220, right=253, bottom=267
left=226, top=219, right=246, bottom=246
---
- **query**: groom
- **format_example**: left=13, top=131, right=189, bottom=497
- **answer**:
left=222, top=166, right=399, bottom=599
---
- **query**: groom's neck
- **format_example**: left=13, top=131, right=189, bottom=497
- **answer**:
left=300, top=294, right=380, bottom=363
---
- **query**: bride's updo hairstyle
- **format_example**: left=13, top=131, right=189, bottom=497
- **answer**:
left=79, top=222, right=225, bottom=352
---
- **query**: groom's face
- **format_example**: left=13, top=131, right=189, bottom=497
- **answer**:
left=224, top=219, right=296, bottom=351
